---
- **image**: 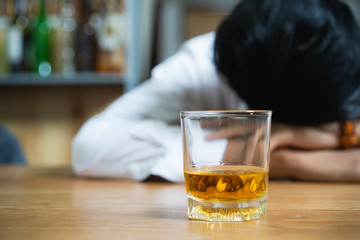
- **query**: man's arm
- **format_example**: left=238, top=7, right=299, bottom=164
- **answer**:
left=271, top=122, right=340, bottom=151
left=72, top=33, right=244, bottom=182
left=270, top=122, right=360, bottom=182
left=206, top=121, right=360, bottom=181
left=270, top=148, right=360, bottom=182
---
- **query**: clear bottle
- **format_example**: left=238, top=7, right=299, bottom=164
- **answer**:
left=8, top=0, right=30, bottom=72
left=94, top=0, right=127, bottom=73
left=50, top=0, right=76, bottom=78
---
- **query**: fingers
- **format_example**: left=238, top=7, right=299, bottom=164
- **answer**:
left=293, top=127, right=338, bottom=149
left=209, top=122, right=339, bottom=152
left=220, top=131, right=268, bottom=166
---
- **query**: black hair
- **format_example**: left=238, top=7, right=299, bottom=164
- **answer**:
left=214, top=0, right=360, bottom=125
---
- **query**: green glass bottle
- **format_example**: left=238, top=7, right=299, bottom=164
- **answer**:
left=34, top=0, right=51, bottom=77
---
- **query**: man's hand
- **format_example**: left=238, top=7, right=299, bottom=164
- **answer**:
left=203, top=119, right=268, bottom=164
left=205, top=121, right=360, bottom=182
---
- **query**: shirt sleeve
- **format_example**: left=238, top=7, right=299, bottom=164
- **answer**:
left=71, top=33, right=246, bottom=182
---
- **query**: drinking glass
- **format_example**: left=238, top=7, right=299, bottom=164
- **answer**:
left=181, top=110, right=272, bottom=221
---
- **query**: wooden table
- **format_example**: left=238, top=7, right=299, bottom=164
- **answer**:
left=0, top=166, right=359, bottom=240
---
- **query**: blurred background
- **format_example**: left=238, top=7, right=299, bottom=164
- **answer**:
left=0, top=0, right=360, bottom=167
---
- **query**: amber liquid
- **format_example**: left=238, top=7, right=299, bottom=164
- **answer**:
left=184, top=166, right=268, bottom=221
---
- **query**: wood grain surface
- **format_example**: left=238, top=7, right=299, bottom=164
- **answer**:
left=0, top=166, right=359, bottom=240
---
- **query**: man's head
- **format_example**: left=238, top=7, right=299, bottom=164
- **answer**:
left=214, top=0, right=360, bottom=125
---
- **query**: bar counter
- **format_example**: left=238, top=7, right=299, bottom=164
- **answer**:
left=0, top=166, right=359, bottom=240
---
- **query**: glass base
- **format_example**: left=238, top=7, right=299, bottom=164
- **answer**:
left=187, top=194, right=267, bottom=222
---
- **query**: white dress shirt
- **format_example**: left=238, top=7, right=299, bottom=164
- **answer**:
left=71, top=32, right=248, bottom=182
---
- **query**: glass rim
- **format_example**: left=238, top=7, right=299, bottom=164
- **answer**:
left=180, top=110, right=272, bottom=118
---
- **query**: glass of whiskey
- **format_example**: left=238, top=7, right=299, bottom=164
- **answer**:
left=181, top=110, right=272, bottom=221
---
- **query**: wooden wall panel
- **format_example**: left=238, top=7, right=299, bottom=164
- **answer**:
left=0, top=85, right=123, bottom=167
left=185, top=10, right=227, bottom=40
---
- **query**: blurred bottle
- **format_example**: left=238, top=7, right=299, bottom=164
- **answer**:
left=0, top=0, right=10, bottom=74
left=75, top=0, right=96, bottom=71
left=48, top=0, right=62, bottom=72
left=33, top=0, right=51, bottom=77
left=7, top=0, right=31, bottom=72
left=23, top=0, right=36, bottom=72
left=94, top=0, right=127, bottom=73
left=50, top=0, right=76, bottom=78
